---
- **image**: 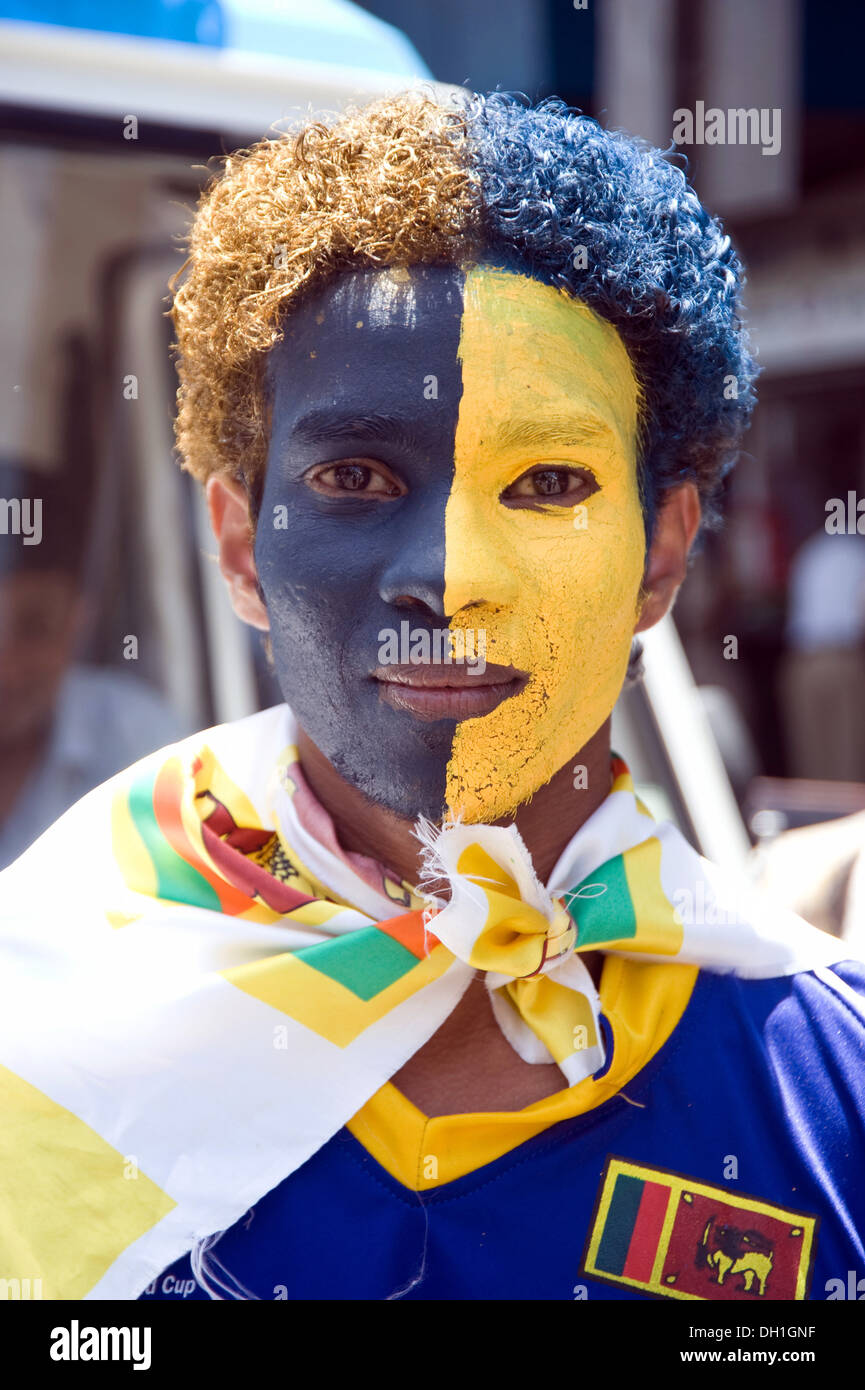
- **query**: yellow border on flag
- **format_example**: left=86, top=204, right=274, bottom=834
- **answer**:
left=223, top=941, right=455, bottom=1047
left=582, top=1155, right=818, bottom=1301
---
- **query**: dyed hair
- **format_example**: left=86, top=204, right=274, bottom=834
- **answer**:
left=171, top=90, right=757, bottom=536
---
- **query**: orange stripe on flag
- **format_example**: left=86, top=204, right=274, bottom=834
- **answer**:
left=152, top=760, right=255, bottom=916
left=376, top=911, right=438, bottom=959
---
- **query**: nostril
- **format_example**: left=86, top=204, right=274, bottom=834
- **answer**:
left=381, top=588, right=447, bottom=621
left=391, top=594, right=446, bottom=623
left=450, top=598, right=488, bottom=612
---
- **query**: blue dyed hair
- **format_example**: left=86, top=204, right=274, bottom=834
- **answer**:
left=464, top=93, right=758, bottom=539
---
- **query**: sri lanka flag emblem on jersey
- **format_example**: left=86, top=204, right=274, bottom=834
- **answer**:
left=582, top=1158, right=818, bottom=1300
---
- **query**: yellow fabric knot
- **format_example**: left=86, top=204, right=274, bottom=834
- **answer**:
left=456, top=844, right=576, bottom=979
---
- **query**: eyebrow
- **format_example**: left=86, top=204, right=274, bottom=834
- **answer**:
left=285, top=407, right=619, bottom=458
left=490, top=414, right=618, bottom=451
left=288, top=409, right=422, bottom=453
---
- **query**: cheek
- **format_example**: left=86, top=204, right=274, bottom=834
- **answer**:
left=532, top=513, right=645, bottom=697
left=255, top=509, right=368, bottom=626
left=254, top=535, right=353, bottom=686
left=444, top=498, right=645, bottom=820
left=477, top=496, right=645, bottom=688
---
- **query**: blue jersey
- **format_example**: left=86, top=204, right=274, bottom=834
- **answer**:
left=139, top=960, right=865, bottom=1302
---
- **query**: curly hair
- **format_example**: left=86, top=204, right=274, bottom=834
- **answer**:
left=171, top=89, right=757, bottom=536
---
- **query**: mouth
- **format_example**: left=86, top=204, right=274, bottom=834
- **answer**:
left=372, top=661, right=530, bottom=722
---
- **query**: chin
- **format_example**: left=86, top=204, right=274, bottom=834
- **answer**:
left=324, top=746, right=449, bottom=826
left=444, top=785, right=535, bottom=827
left=444, top=745, right=562, bottom=826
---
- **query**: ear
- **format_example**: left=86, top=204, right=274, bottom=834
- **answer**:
left=634, top=481, right=702, bottom=634
left=206, top=475, right=270, bottom=632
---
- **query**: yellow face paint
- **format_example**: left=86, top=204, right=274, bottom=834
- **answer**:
left=444, top=266, right=646, bottom=821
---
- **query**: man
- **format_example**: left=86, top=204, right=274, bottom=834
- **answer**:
left=1, top=92, right=863, bottom=1303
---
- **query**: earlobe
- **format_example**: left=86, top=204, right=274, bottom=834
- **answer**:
left=206, top=475, right=270, bottom=632
left=633, top=481, right=701, bottom=635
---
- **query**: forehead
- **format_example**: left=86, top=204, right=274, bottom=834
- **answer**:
left=265, top=264, right=639, bottom=457
left=266, top=266, right=464, bottom=445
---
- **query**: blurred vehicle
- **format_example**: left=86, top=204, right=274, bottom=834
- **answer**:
left=0, top=2, right=753, bottom=880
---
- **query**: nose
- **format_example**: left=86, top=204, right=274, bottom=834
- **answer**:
left=443, top=486, right=520, bottom=616
left=378, top=525, right=447, bottom=620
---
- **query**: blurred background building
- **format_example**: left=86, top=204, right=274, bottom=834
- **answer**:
left=1, top=0, right=864, bottom=928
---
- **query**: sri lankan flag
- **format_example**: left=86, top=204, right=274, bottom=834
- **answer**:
left=582, top=1156, right=818, bottom=1300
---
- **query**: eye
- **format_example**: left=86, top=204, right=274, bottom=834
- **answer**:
left=302, top=459, right=405, bottom=498
left=500, top=465, right=599, bottom=509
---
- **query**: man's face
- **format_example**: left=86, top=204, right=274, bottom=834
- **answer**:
left=255, top=264, right=646, bottom=823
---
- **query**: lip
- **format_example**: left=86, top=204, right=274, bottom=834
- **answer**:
left=373, top=661, right=529, bottom=722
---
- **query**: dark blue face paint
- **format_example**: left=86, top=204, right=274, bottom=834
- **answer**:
left=255, top=265, right=464, bottom=819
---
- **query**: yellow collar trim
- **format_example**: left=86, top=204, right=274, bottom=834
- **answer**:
left=346, top=955, right=698, bottom=1190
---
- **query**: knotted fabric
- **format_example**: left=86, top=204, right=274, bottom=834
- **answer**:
left=412, top=818, right=605, bottom=1082
left=0, top=704, right=843, bottom=1300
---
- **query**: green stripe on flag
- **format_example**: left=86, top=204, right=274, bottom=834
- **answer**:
left=297, top=927, right=420, bottom=1001
left=562, top=853, right=637, bottom=946
left=127, top=768, right=221, bottom=911
left=595, top=1173, right=645, bottom=1275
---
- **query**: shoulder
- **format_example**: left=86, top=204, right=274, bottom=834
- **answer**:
left=761, top=958, right=865, bottom=1101
left=696, top=957, right=865, bottom=1123
left=0, top=703, right=292, bottom=890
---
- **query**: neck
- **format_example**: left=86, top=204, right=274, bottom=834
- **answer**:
left=295, top=720, right=613, bottom=889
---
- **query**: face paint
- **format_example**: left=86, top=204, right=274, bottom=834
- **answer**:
left=444, top=266, right=646, bottom=820
left=256, top=266, right=463, bottom=820
left=255, top=264, right=644, bottom=824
